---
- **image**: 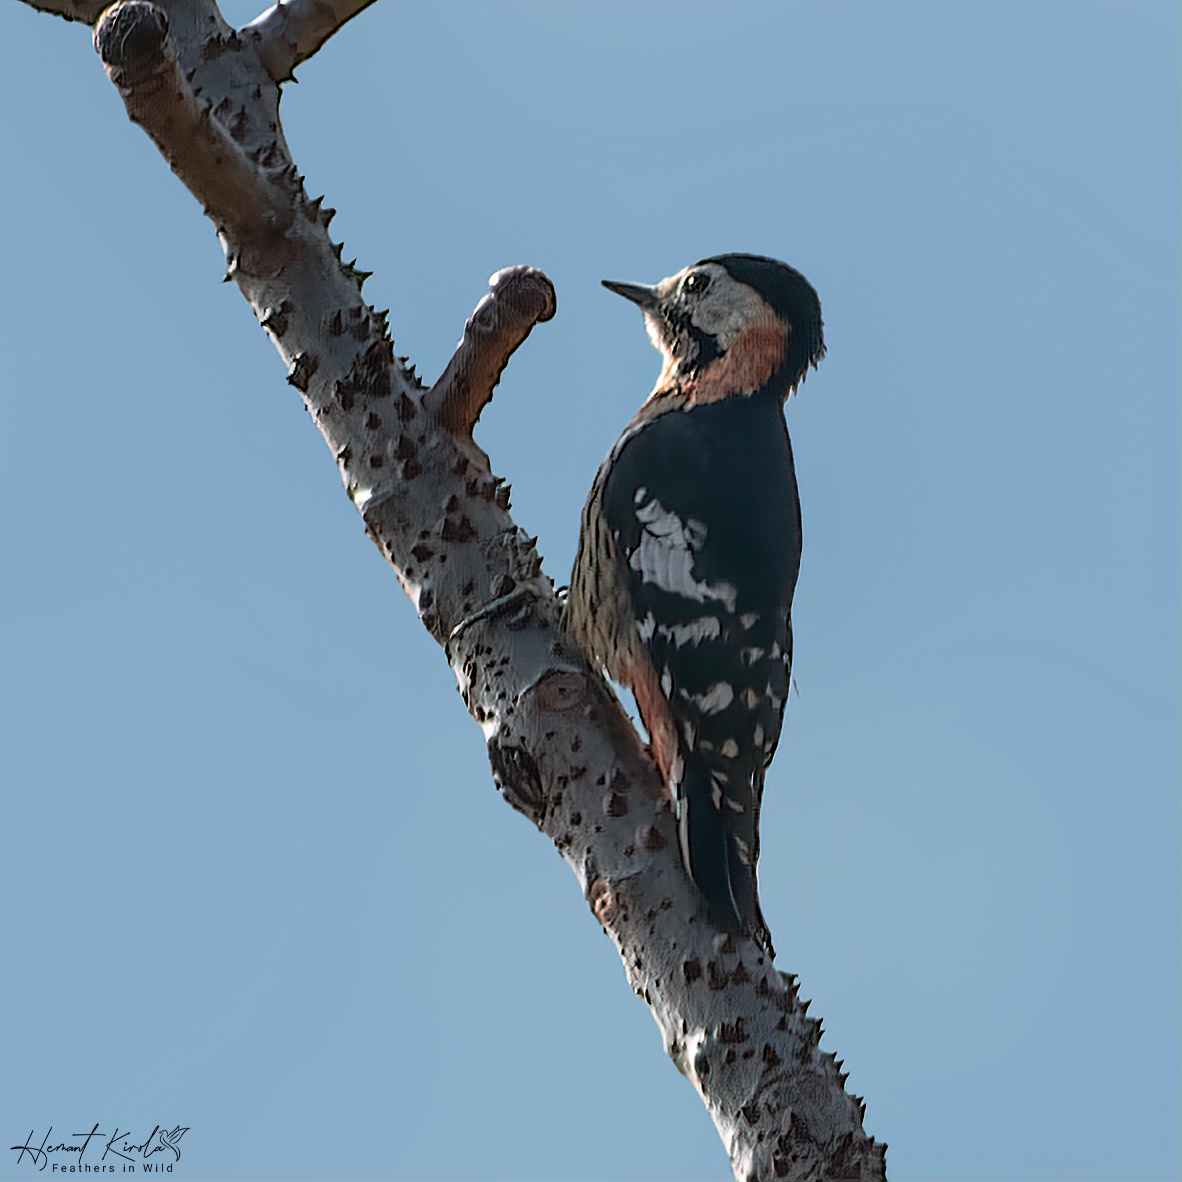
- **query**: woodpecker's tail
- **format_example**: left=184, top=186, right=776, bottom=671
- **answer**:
left=677, top=751, right=774, bottom=957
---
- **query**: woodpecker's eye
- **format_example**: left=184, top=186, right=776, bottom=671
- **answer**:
left=683, top=272, right=710, bottom=296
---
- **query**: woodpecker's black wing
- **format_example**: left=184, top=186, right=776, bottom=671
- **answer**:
left=598, top=389, right=800, bottom=951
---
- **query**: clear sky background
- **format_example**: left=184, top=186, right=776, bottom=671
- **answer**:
left=1, top=2, right=1178, bottom=1180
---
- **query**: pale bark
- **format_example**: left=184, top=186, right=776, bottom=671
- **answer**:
left=22, top=0, right=108, bottom=21
left=19, top=2, right=887, bottom=1177
left=244, top=0, right=377, bottom=84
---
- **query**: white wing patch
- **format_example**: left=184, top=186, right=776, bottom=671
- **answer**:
left=695, top=682, right=735, bottom=714
left=629, top=497, right=738, bottom=611
left=659, top=616, right=722, bottom=647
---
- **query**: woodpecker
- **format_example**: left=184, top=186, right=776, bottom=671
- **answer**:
left=565, top=254, right=824, bottom=955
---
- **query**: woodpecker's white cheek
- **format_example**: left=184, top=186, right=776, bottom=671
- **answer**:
left=691, top=278, right=772, bottom=349
left=629, top=497, right=738, bottom=611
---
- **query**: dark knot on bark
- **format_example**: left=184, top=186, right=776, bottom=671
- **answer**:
left=95, top=2, right=170, bottom=84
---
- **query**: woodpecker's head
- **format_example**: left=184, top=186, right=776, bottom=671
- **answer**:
left=603, top=253, right=824, bottom=403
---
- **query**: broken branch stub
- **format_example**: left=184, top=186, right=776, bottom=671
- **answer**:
left=427, top=265, right=557, bottom=437
left=96, top=2, right=296, bottom=245
left=93, top=0, right=169, bottom=83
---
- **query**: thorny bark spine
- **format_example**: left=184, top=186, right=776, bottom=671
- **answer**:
left=20, top=1, right=891, bottom=1176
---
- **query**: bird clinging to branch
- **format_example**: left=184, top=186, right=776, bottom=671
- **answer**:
left=566, top=254, right=825, bottom=955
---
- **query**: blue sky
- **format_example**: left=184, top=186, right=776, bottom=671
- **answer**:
left=1, top=2, right=1178, bottom=1179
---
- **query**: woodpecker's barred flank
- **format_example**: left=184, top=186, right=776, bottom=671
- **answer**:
left=565, top=254, right=824, bottom=957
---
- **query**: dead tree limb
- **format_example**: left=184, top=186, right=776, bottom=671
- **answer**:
left=19, top=2, right=887, bottom=1177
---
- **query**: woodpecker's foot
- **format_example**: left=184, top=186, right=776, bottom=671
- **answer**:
left=447, top=584, right=533, bottom=646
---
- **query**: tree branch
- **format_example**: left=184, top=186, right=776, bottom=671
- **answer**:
left=244, top=0, right=377, bottom=85
left=20, top=0, right=107, bottom=23
left=425, top=265, right=558, bottom=437
left=94, top=3, right=294, bottom=238
left=22, top=1, right=890, bottom=1175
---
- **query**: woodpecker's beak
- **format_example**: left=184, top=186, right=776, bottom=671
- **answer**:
left=602, top=279, right=660, bottom=312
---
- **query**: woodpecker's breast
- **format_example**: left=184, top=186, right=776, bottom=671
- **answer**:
left=581, top=387, right=800, bottom=772
left=603, top=391, right=801, bottom=619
